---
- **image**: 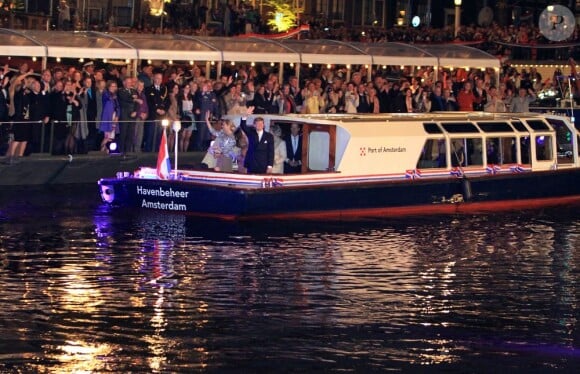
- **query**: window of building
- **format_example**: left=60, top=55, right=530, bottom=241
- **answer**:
left=114, top=6, right=132, bottom=27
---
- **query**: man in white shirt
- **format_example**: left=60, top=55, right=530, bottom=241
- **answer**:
left=239, top=106, right=274, bottom=174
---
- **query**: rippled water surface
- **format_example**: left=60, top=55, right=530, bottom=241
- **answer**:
left=0, top=186, right=579, bottom=373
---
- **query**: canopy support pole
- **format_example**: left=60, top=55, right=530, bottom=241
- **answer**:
left=278, top=62, right=283, bottom=87
left=217, top=61, right=223, bottom=81
left=295, top=63, right=300, bottom=87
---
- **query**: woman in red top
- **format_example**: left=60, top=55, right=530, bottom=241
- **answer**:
left=456, top=81, right=481, bottom=111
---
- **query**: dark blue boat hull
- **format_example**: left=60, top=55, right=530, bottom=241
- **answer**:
left=99, top=169, right=580, bottom=220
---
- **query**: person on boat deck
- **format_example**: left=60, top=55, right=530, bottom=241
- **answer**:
left=239, top=106, right=274, bottom=174
left=284, top=123, right=302, bottom=174
left=510, top=87, right=536, bottom=113
left=234, top=127, right=248, bottom=174
left=203, top=112, right=239, bottom=173
left=269, top=123, right=287, bottom=174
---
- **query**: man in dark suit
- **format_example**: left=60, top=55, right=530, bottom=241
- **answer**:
left=118, top=77, right=137, bottom=154
left=27, top=79, right=50, bottom=154
left=429, top=86, right=446, bottom=112
left=239, top=107, right=274, bottom=174
left=144, top=73, right=169, bottom=152
left=80, top=76, right=98, bottom=151
left=284, top=122, right=302, bottom=174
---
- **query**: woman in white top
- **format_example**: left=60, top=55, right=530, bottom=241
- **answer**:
left=178, top=83, right=197, bottom=152
left=269, top=123, right=287, bottom=174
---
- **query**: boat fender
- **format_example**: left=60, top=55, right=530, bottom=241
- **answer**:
left=461, top=177, right=472, bottom=202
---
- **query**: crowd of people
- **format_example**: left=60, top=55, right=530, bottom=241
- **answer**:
left=0, top=54, right=556, bottom=171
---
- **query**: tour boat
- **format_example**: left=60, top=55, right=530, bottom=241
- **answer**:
left=98, top=112, right=580, bottom=220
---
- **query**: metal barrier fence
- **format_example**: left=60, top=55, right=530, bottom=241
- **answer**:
left=1, top=118, right=208, bottom=155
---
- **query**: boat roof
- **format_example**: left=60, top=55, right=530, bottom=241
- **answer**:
left=239, top=111, right=567, bottom=126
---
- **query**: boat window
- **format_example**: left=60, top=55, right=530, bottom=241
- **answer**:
left=485, top=137, right=517, bottom=165
left=441, top=122, right=480, bottom=133
left=416, top=139, right=446, bottom=169
left=308, top=131, right=330, bottom=171
left=520, top=136, right=532, bottom=164
left=526, top=120, right=551, bottom=131
left=535, top=135, right=553, bottom=161
left=450, top=138, right=483, bottom=167
left=546, top=118, right=574, bottom=164
left=423, top=123, right=443, bottom=134
left=476, top=122, right=514, bottom=133
left=511, top=121, right=528, bottom=132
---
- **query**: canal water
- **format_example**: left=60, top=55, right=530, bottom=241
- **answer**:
left=0, top=185, right=579, bottom=373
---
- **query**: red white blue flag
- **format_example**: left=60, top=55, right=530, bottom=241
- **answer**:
left=156, top=130, right=171, bottom=180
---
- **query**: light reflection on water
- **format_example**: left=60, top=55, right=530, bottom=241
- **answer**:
left=0, top=186, right=579, bottom=372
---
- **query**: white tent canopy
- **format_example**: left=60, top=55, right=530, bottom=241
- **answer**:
left=0, top=29, right=500, bottom=71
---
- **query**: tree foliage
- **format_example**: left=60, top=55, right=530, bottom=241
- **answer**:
left=264, top=0, right=303, bottom=32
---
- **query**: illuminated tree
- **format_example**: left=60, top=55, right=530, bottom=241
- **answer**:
left=147, top=0, right=171, bottom=17
left=265, top=0, right=303, bottom=32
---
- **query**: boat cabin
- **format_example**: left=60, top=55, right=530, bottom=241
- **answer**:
left=236, top=112, right=580, bottom=179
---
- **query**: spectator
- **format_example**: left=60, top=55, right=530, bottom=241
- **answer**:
left=484, top=86, right=507, bottom=113
left=457, top=81, right=479, bottom=111
left=100, top=80, right=120, bottom=152
left=510, top=87, right=536, bottom=113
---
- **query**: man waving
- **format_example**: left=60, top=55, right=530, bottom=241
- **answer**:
left=239, top=106, right=274, bottom=174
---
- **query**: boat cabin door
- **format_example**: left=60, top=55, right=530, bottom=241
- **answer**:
left=301, top=123, right=336, bottom=172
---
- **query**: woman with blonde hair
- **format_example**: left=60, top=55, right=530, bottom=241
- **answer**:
left=269, top=123, right=287, bottom=174
left=202, top=112, right=239, bottom=172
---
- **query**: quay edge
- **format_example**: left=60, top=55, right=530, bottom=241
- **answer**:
left=0, top=152, right=205, bottom=186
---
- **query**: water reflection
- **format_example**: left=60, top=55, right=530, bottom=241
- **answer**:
left=0, top=193, right=579, bottom=372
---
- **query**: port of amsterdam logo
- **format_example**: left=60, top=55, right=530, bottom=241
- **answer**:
left=360, top=147, right=366, bottom=156
left=539, top=5, right=575, bottom=42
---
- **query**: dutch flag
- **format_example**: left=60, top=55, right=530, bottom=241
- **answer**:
left=156, top=129, right=171, bottom=180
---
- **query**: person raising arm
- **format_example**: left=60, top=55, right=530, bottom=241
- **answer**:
left=239, top=106, right=274, bottom=174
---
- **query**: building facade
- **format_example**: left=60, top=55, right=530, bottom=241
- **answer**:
left=7, top=0, right=580, bottom=30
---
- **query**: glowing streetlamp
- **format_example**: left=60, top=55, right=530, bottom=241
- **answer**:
left=454, top=0, right=462, bottom=38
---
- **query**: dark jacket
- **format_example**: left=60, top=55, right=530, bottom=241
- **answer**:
left=146, top=85, right=169, bottom=120
left=239, top=118, right=274, bottom=174
left=118, top=87, right=137, bottom=121
left=284, top=133, right=302, bottom=174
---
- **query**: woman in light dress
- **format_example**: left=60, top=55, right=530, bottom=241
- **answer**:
left=269, top=123, right=287, bottom=174
left=202, top=112, right=239, bottom=172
